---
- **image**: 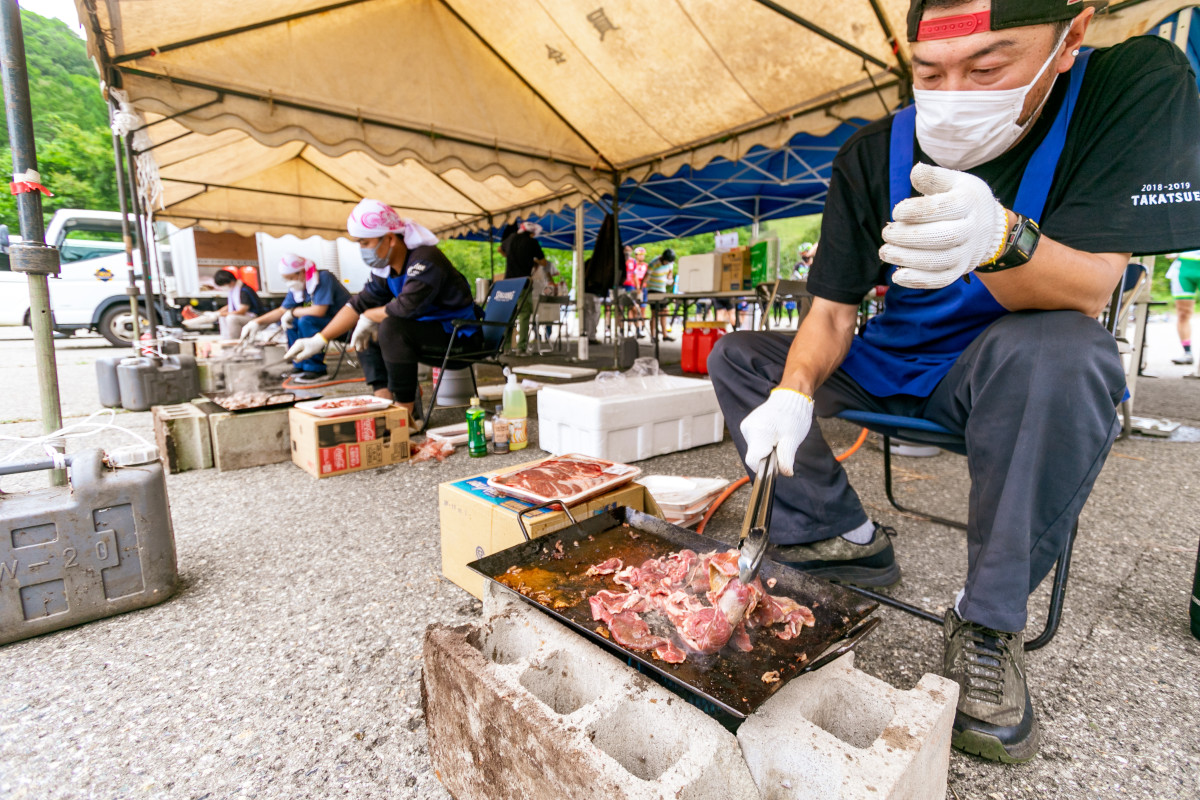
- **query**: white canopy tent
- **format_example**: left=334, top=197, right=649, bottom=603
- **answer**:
left=79, top=0, right=918, bottom=239
left=76, top=0, right=1195, bottom=242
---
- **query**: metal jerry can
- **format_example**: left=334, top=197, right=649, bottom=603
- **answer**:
left=0, top=448, right=178, bottom=645
left=116, top=354, right=200, bottom=412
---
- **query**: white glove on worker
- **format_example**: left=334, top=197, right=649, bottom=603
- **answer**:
left=284, top=332, right=328, bottom=363
left=739, top=388, right=814, bottom=478
left=351, top=314, right=379, bottom=352
left=879, top=163, right=1009, bottom=290
left=237, top=320, right=262, bottom=344
left=280, top=309, right=295, bottom=330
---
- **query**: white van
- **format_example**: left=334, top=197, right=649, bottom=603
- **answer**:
left=0, top=209, right=368, bottom=345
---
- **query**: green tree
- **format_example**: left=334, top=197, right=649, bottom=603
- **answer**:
left=0, top=10, right=118, bottom=233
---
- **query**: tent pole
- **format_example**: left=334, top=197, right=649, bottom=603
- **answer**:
left=575, top=204, right=587, bottom=361
left=124, top=135, right=159, bottom=342
left=612, top=171, right=621, bottom=369
left=488, top=214, right=495, bottom=281
left=111, top=121, right=141, bottom=347
left=0, top=0, right=64, bottom=485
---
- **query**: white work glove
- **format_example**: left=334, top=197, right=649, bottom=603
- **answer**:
left=238, top=320, right=262, bottom=344
left=284, top=332, right=328, bottom=363
left=739, top=388, right=814, bottom=478
left=280, top=309, right=295, bottom=330
left=879, top=163, right=1009, bottom=290
left=351, top=315, right=379, bottom=352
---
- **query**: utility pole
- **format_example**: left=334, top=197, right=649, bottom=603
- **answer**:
left=0, top=0, right=64, bottom=485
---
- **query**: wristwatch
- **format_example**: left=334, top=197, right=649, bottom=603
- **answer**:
left=978, top=213, right=1041, bottom=273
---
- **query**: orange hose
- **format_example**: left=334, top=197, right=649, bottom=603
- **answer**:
left=693, top=427, right=869, bottom=534
left=695, top=476, right=749, bottom=535
left=836, top=427, right=870, bottom=462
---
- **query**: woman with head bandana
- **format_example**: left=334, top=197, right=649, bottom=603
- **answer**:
left=239, top=254, right=351, bottom=382
left=285, top=200, right=481, bottom=428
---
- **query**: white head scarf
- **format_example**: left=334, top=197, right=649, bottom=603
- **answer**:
left=518, top=221, right=544, bottom=237
left=347, top=199, right=439, bottom=248
left=279, top=253, right=318, bottom=300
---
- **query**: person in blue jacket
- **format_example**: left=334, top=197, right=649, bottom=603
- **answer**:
left=240, top=254, right=351, bottom=383
left=285, top=200, right=481, bottom=428
left=709, top=0, right=1200, bottom=763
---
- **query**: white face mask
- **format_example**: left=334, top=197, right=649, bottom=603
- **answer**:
left=913, top=29, right=1068, bottom=171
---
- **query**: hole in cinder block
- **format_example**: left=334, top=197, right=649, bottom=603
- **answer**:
left=519, top=650, right=604, bottom=715
left=480, top=617, right=542, bottom=665
left=587, top=703, right=689, bottom=782
left=801, top=677, right=894, bottom=750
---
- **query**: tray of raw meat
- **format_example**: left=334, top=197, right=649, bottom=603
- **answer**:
left=294, top=394, right=393, bottom=418
left=486, top=454, right=642, bottom=506
left=467, top=505, right=879, bottom=720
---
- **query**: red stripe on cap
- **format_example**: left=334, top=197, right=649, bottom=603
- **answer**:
left=916, top=10, right=991, bottom=41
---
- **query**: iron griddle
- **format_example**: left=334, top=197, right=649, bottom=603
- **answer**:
left=201, top=389, right=320, bottom=413
left=467, top=506, right=879, bottom=719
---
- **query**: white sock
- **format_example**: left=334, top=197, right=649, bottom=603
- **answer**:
left=839, top=520, right=876, bottom=545
left=953, top=588, right=966, bottom=617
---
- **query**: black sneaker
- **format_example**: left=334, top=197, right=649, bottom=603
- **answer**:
left=944, top=609, right=1038, bottom=763
left=663, top=334, right=676, bottom=342
left=292, top=371, right=328, bottom=385
left=1172, top=352, right=1194, bottom=365
left=772, top=524, right=901, bottom=587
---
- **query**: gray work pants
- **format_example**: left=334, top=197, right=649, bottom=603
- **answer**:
left=708, top=311, right=1126, bottom=632
left=582, top=293, right=603, bottom=339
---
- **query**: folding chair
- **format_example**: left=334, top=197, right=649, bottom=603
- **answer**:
left=832, top=409, right=1076, bottom=652
left=422, top=278, right=529, bottom=417
left=1103, top=263, right=1149, bottom=437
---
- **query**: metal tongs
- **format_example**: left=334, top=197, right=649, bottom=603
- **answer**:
left=737, top=448, right=777, bottom=585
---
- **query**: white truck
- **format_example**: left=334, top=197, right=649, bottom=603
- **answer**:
left=0, top=209, right=370, bottom=345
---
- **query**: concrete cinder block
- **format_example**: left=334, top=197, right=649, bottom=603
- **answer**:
left=425, top=585, right=760, bottom=800
left=152, top=403, right=213, bottom=473
left=193, top=401, right=291, bottom=472
left=736, top=651, right=958, bottom=800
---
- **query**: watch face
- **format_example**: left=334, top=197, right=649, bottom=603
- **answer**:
left=1014, top=222, right=1039, bottom=257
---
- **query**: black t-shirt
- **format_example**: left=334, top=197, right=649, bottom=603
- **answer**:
left=350, top=244, right=475, bottom=319
left=810, top=36, right=1200, bottom=306
left=502, top=231, right=545, bottom=279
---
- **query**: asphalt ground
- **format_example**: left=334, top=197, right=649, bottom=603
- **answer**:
left=0, top=318, right=1197, bottom=800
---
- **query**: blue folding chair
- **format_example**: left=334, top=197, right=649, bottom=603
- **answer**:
left=833, top=409, right=1076, bottom=651
left=422, top=278, right=529, bottom=415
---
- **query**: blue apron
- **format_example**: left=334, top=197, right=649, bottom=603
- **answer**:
left=840, top=51, right=1092, bottom=398
left=385, top=273, right=481, bottom=337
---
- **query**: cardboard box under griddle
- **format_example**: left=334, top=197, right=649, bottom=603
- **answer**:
left=439, top=460, right=663, bottom=599
left=289, top=404, right=410, bottom=478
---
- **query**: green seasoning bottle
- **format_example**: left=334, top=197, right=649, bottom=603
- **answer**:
left=466, top=397, right=488, bottom=458
left=1191, top=539, right=1200, bottom=641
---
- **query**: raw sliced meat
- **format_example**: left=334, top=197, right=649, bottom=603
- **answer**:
left=491, top=455, right=634, bottom=501
left=585, top=558, right=623, bottom=577
left=584, top=547, right=815, bottom=664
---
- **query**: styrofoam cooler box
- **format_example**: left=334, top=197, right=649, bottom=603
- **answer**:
left=537, top=375, right=725, bottom=463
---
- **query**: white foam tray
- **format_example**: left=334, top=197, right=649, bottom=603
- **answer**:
left=537, top=375, right=725, bottom=463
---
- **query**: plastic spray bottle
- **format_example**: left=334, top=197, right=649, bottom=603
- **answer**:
left=502, top=368, right=528, bottom=451
left=466, top=397, right=488, bottom=457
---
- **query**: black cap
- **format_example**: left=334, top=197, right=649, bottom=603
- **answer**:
left=661, top=248, right=676, bottom=263
left=907, top=0, right=1098, bottom=43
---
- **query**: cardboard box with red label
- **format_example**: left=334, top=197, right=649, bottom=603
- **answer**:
left=289, top=404, right=410, bottom=478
